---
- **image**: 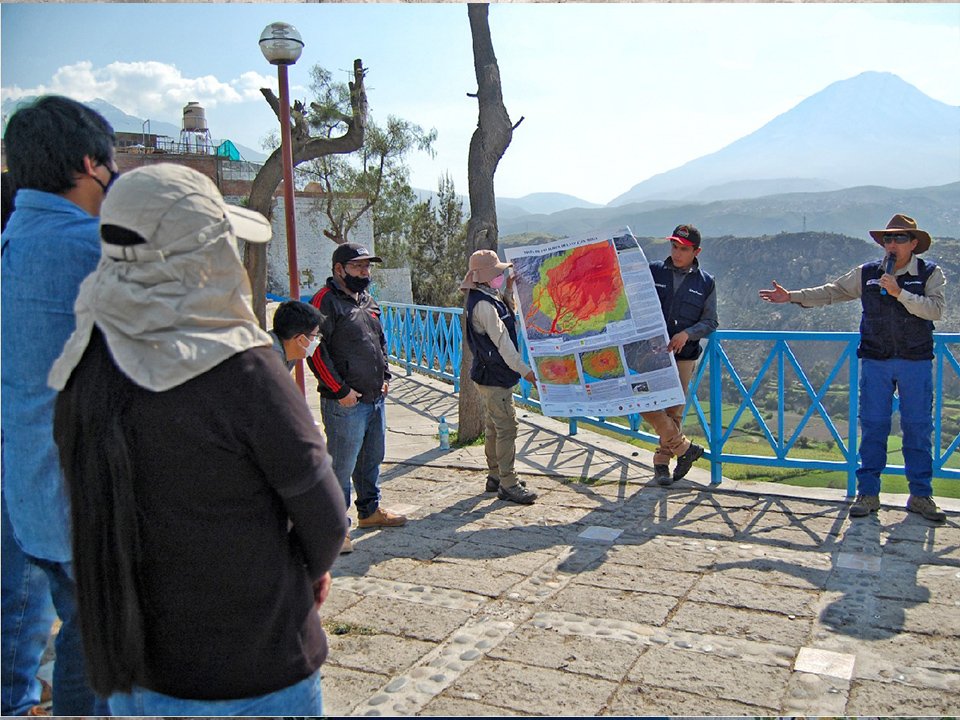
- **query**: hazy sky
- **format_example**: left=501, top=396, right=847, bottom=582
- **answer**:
left=2, top=3, right=958, bottom=205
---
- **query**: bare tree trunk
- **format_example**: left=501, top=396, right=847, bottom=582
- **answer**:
left=458, top=3, right=523, bottom=444
left=243, top=59, right=368, bottom=326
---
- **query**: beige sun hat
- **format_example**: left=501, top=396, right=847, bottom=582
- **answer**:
left=868, top=213, right=932, bottom=255
left=459, top=249, right=512, bottom=291
left=49, top=163, right=273, bottom=393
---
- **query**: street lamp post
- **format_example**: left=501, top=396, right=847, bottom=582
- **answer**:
left=260, top=21, right=306, bottom=393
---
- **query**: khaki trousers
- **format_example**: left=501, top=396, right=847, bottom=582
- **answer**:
left=476, top=384, right=521, bottom=488
left=641, top=359, right=697, bottom=465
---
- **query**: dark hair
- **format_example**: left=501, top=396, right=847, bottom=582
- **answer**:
left=53, top=327, right=145, bottom=696
left=4, top=96, right=115, bottom=194
left=272, top=300, right=322, bottom=341
left=1, top=172, right=17, bottom=231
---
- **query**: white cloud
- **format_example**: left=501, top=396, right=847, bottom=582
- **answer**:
left=2, top=60, right=276, bottom=119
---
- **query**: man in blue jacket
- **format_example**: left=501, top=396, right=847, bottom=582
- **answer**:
left=645, top=224, right=718, bottom=486
left=2, top=96, right=116, bottom=715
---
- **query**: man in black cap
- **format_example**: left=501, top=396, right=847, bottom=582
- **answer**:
left=644, top=224, right=718, bottom=486
left=308, top=243, right=407, bottom=553
left=760, top=213, right=947, bottom=523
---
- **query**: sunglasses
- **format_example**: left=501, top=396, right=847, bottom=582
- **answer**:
left=882, top=233, right=913, bottom=245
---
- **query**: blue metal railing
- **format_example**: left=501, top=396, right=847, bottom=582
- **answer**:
left=378, top=302, right=959, bottom=494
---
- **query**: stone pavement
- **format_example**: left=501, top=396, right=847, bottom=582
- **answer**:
left=312, top=371, right=960, bottom=717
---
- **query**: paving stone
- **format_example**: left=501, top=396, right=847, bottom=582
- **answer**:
left=435, top=542, right=559, bottom=575
left=781, top=671, right=850, bottom=716
left=403, top=558, right=528, bottom=598
left=668, top=601, right=814, bottom=647
left=605, top=535, right=719, bottom=571
left=604, top=684, right=777, bottom=715
left=571, top=562, right=700, bottom=597
left=419, top=695, right=523, bottom=716
left=320, top=665, right=389, bottom=717
left=626, top=645, right=791, bottom=709
left=544, top=584, right=673, bottom=626
left=319, top=587, right=364, bottom=618
left=708, top=553, right=833, bottom=590
left=349, top=526, right=459, bottom=561
left=444, top=658, right=618, bottom=715
left=847, top=679, right=960, bottom=716
left=689, top=572, right=821, bottom=616
left=326, top=633, right=435, bottom=675
left=487, top=625, right=640, bottom=681
left=735, top=524, right=842, bottom=551
left=333, top=595, right=474, bottom=643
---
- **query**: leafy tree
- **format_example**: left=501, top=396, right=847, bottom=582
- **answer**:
left=396, top=174, right=468, bottom=308
left=296, top=66, right=436, bottom=247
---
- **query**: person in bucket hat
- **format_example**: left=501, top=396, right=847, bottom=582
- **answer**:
left=460, top=250, right=539, bottom=504
left=759, top=214, right=947, bottom=523
left=48, top=163, right=346, bottom=714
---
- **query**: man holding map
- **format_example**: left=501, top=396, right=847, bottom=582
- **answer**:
left=643, top=224, right=718, bottom=485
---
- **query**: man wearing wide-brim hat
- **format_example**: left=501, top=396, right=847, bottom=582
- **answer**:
left=759, top=214, right=948, bottom=523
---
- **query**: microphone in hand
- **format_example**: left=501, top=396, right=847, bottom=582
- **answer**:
left=880, top=253, right=895, bottom=296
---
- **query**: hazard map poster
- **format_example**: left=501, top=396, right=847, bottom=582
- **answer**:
left=504, top=228, right=686, bottom=418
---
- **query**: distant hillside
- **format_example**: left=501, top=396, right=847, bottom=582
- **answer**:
left=635, top=232, right=960, bottom=337
left=412, top=188, right=599, bottom=220
left=499, top=182, right=960, bottom=240
left=610, top=72, right=960, bottom=206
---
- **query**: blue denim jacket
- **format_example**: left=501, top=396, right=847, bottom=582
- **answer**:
left=1, top=189, right=101, bottom=562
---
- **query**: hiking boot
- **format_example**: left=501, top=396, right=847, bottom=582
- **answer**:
left=672, top=443, right=704, bottom=481
left=849, top=494, right=880, bottom=518
left=485, top=476, right=526, bottom=492
left=497, top=482, right=538, bottom=505
left=357, top=507, right=407, bottom=528
left=906, top=495, right=946, bottom=523
left=340, top=533, right=353, bottom=554
left=654, top=464, right=673, bottom=486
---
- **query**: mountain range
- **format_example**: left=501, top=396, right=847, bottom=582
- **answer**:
left=495, top=72, right=959, bottom=234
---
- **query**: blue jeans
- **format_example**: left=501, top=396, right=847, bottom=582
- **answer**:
left=1, top=494, right=55, bottom=716
left=857, top=358, right=934, bottom=497
left=108, top=669, right=322, bottom=715
left=27, top=558, right=109, bottom=716
left=320, top=397, right=386, bottom=520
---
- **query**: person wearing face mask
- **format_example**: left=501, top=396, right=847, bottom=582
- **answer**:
left=460, top=250, right=538, bottom=504
left=307, top=243, right=407, bottom=552
left=759, top=214, right=947, bottom=523
left=1, top=95, right=117, bottom=716
left=269, top=300, right=323, bottom=372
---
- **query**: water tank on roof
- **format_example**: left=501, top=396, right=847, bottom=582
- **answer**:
left=182, top=102, right=208, bottom=131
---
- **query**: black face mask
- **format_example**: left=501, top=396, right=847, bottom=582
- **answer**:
left=92, top=165, right=119, bottom=195
left=343, top=274, right=370, bottom=293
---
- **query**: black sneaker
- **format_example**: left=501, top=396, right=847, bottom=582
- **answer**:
left=654, top=464, right=673, bottom=486
left=673, top=443, right=704, bottom=481
left=497, top=483, right=538, bottom=504
left=485, top=476, right=526, bottom=493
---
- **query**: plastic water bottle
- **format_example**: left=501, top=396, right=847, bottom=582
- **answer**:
left=438, top=416, right=450, bottom=450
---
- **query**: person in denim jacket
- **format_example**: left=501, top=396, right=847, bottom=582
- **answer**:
left=1, top=96, right=116, bottom=715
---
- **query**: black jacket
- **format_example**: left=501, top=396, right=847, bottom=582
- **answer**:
left=306, top=278, right=391, bottom=402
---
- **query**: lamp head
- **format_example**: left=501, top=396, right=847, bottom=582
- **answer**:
left=259, top=22, right=304, bottom=66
